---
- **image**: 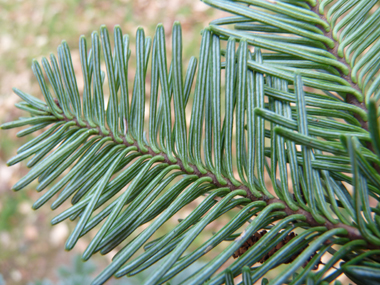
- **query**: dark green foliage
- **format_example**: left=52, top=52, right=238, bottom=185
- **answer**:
left=2, top=0, right=380, bottom=284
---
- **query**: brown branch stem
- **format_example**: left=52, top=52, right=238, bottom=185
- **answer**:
left=61, top=109, right=378, bottom=249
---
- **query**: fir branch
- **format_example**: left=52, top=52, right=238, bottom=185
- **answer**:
left=3, top=1, right=380, bottom=283
left=309, top=2, right=368, bottom=131
left=58, top=98, right=379, bottom=249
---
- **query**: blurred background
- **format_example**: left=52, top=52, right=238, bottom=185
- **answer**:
left=0, top=0, right=229, bottom=284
